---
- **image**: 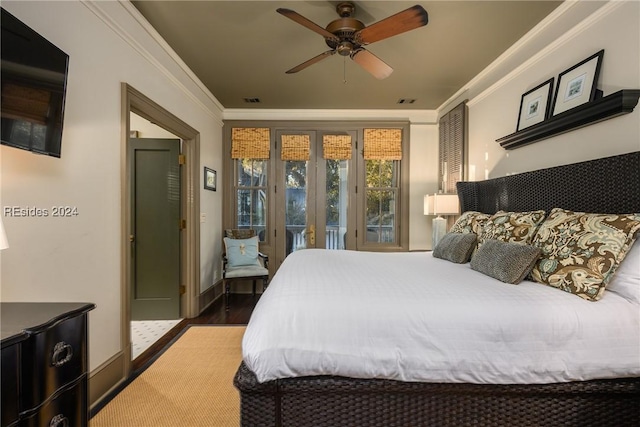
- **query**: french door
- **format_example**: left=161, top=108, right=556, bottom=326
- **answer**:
left=273, top=129, right=357, bottom=269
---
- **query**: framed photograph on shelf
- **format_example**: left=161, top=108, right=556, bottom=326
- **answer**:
left=204, top=167, right=216, bottom=191
left=517, top=78, right=554, bottom=131
left=551, top=49, right=604, bottom=116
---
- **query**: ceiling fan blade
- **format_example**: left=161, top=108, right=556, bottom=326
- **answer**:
left=355, top=5, right=428, bottom=45
left=277, top=8, right=338, bottom=42
left=351, top=49, right=393, bottom=80
left=286, top=50, right=336, bottom=74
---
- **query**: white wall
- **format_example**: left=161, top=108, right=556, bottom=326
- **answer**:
left=460, top=1, right=639, bottom=178
left=0, top=1, right=223, bottom=371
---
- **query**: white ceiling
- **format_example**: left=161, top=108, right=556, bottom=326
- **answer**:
left=131, top=1, right=562, bottom=110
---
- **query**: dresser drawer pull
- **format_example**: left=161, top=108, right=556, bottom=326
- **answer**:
left=51, top=341, right=74, bottom=367
left=49, top=414, right=69, bottom=427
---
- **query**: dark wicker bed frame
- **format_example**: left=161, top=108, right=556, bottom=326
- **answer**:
left=234, top=152, right=640, bottom=427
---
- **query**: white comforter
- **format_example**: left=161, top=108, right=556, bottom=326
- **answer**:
left=242, top=249, right=640, bottom=384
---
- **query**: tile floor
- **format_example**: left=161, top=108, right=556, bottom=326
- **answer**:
left=131, top=319, right=182, bottom=359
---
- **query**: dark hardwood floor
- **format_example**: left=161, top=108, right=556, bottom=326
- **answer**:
left=132, top=293, right=259, bottom=371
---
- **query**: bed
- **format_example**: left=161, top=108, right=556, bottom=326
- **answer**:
left=234, top=152, right=640, bottom=426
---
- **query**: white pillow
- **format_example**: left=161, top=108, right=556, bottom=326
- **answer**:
left=607, top=241, right=640, bottom=304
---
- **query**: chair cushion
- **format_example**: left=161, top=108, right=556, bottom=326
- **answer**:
left=224, top=265, right=269, bottom=279
left=224, top=236, right=260, bottom=267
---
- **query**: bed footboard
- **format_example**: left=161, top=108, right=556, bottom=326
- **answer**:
left=234, top=362, right=640, bottom=427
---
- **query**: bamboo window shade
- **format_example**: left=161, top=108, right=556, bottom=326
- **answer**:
left=322, top=135, right=352, bottom=160
left=231, top=128, right=270, bottom=159
left=363, top=129, right=402, bottom=160
left=281, top=134, right=310, bottom=161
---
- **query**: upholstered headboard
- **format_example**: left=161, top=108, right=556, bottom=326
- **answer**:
left=457, top=152, right=640, bottom=215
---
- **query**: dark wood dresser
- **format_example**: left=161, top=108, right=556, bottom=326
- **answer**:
left=1, top=302, right=95, bottom=427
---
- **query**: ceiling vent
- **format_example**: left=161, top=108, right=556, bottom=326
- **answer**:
left=397, top=98, right=416, bottom=104
left=243, top=97, right=261, bottom=104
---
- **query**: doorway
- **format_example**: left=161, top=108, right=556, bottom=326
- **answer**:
left=122, top=83, right=200, bottom=373
left=273, top=130, right=357, bottom=268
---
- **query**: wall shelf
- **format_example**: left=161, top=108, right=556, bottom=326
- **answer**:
left=497, top=89, right=640, bottom=150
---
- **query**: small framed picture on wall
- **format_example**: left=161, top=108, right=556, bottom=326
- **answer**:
left=204, top=167, right=216, bottom=191
left=516, top=78, right=554, bottom=131
left=551, top=50, right=604, bottom=116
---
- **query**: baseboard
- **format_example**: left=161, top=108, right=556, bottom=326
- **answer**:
left=89, top=350, right=127, bottom=412
left=199, top=279, right=223, bottom=313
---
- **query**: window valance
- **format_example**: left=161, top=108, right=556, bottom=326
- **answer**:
left=231, top=128, right=270, bottom=159
left=363, top=128, right=402, bottom=160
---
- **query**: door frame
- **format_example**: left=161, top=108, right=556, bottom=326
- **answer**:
left=121, top=83, right=200, bottom=374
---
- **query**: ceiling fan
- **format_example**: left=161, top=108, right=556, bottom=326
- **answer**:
left=276, top=2, right=428, bottom=79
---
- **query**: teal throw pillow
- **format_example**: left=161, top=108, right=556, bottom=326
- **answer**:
left=224, top=236, right=260, bottom=267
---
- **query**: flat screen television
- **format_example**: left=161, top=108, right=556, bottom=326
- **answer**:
left=1, top=8, right=69, bottom=158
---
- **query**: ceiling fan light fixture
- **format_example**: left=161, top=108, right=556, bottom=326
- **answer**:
left=337, top=41, right=355, bottom=56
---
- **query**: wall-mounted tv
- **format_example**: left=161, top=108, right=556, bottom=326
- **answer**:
left=1, top=8, right=69, bottom=158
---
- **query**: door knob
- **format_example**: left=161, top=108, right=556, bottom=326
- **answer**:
left=308, top=225, right=316, bottom=245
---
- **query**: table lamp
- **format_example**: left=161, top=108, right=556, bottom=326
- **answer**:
left=424, top=193, right=459, bottom=247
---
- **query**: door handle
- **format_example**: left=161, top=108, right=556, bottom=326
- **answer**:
left=306, top=225, right=316, bottom=245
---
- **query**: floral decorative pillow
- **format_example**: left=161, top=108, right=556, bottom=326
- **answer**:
left=530, top=208, right=640, bottom=301
left=450, top=211, right=491, bottom=236
left=478, top=210, right=546, bottom=247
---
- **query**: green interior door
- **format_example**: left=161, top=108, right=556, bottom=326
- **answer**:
left=130, top=138, right=181, bottom=320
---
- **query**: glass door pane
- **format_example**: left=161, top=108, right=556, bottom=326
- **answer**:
left=285, top=160, right=309, bottom=254
left=319, top=131, right=355, bottom=250
left=324, top=159, right=348, bottom=249
left=365, top=159, right=398, bottom=244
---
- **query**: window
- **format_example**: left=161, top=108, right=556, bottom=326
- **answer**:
left=231, top=128, right=270, bottom=240
left=235, top=159, right=268, bottom=239
left=439, top=102, right=467, bottom=192
left=362, top=128, right=403, bottom=245
left=365, top=159, right=398, bottom=243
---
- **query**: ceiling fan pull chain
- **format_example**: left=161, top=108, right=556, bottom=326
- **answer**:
left=343, top=56, right=348, bottom=84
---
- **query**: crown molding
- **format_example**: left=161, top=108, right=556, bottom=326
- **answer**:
left=81, top=0, right=224, bottom=124
left=222, top=108, right=439, bottom=125
left=440, top=0, right=623, bottom=112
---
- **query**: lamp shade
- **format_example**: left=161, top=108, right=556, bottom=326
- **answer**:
left=0, top=218, right=8, bottom=250
left=424, top=194, right=459, bottom=216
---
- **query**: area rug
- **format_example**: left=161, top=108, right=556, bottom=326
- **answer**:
left=90, top=326, right=244, bottom=427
